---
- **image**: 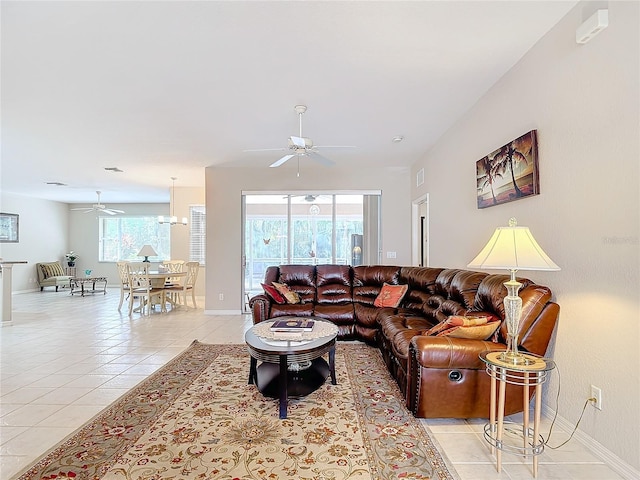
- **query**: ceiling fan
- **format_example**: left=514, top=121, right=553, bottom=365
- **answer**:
left=284, top=194, right=328, bottom=202
left=70, top=191, right=124, bottom=215
left=244, top=105, right=355, bottom=168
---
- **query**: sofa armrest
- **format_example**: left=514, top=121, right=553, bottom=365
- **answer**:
left=410, top=335, right=505, bottom=370
left=407, top=335, right=509, bottom=417
left=249, top=294, right=271, bottom=324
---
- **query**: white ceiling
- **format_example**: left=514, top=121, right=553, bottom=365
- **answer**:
left=1, top=1, right=578, bottom=204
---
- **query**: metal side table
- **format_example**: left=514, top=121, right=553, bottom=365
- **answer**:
left=480, top=350, right=556, bottom=478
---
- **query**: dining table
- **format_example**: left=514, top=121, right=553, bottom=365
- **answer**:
left=131, top=271, right=187, bottom=313
left=148, top=270, right=186, bottom=288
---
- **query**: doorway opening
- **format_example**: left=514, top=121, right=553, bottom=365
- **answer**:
left=412, top=194, right=429, bottom=267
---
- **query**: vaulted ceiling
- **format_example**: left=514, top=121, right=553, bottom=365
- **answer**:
left=1, top=1, right=578, bottom=204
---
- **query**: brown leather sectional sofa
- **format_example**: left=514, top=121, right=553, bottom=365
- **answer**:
left=249, top=264, right=560, bottom=419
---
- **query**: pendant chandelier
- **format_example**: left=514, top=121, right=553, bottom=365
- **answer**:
left=158, top=177, right=187, bottom=226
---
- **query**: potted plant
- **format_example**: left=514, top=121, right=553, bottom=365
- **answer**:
left=65, top=251, right=78, bottom=267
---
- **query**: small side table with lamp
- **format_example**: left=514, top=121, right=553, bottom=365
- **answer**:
left=468, top=218, right=560, bottom=478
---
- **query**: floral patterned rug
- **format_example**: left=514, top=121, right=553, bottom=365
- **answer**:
left=15, top=341, right=458, bottom=480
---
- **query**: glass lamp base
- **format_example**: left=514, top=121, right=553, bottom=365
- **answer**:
left=499, top=351, right=534, bottom=366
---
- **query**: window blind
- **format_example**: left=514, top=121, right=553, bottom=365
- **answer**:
left=189, top=206, right=206, bottom=265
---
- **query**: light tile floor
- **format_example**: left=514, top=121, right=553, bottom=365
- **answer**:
left=0, top=290, right=624, bottom=479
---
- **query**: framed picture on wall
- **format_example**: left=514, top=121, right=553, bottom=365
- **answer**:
left=476, top=130, right=540, bottom=209
left=0, top=213, right=19, bottom=243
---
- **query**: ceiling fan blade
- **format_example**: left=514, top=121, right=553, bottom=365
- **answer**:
left=103, top=208, right=124, bottom=215
left=270, top=154, right=295, bottom=167
left=70, top=207, right=93, bottom=212
left=307, top=152, right=335, bottom=167
left=243, top=147, right=288, bottom=153
left=314, top=145, right=357, bottom=149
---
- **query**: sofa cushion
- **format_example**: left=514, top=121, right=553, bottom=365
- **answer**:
left=272, top=282, right=301, bottom=304
left=276, top=265, right=316, bottom=303
left=374, top=283, right=408, bottom=308
left=316, top=264, right=352, bottom=304
left=40, top=262, right=65, bottom=279
left=353, top=266, right=401, bottom=305
left=426, top=315, right=500, bottom=340
left=269, top=303, right=314, bottom=318
left=262, top=283, right=286, bottom=304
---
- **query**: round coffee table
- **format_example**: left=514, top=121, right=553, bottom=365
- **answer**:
left=245, top=317, right=338, bottom=419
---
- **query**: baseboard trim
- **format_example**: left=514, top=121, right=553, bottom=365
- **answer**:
left=542, top=404, right=639, bottom=480
left=204, top=309, right=243, bottom=315
left=14, top=288, right=41, bottom=294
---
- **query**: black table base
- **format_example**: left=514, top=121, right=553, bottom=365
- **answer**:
left=249, top=352, right=336, bottom=419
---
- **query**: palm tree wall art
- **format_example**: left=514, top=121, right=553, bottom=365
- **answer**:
left=476, top=130, right=540, bottom=208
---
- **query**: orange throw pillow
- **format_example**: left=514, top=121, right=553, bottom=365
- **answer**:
left=374, top=283, right=408, bottom=308
left=426, top=315, right=500, bottom=341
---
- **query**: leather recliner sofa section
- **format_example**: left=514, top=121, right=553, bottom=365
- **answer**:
left=249, top=264, right=559, bottom=419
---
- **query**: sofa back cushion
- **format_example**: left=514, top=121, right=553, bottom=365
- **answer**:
left=316, top=264, right=352, bottom=304
left=473, top=274, right=547, bottom=343
left=399, top=267, right=444, bottom=310
left=276, top=265, right=316, bottom=304
left=352, top=266, right=401, bottom=305
left=449, top=270, right=488, bottom=309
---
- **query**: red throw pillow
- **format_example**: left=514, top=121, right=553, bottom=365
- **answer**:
left=374, top=283, right=408, bottom=308
left=262, top=283, right=286, bottom=304
left=272, top=282, right=301, bottom=305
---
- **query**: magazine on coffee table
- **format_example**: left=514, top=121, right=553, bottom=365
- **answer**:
left=270, top=318, right=315, bottom=332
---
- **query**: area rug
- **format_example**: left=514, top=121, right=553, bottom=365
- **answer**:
left=15, top=341, right=459, bottom=480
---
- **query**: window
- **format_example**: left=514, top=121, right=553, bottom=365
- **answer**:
left=99, top=216, right=170, bottom=262
left=190, top=206, right=206, bottom=265
left=243, top=193, right=378, bottom=298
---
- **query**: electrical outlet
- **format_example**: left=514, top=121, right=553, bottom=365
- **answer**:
left=219, top=293, right=224, bottom=301
left=590, top=385, right=602, bottom=410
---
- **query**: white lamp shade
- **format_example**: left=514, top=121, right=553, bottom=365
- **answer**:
left=468, top=221, right=560, bottom=271
left=137, top=245, right=158, bottom=258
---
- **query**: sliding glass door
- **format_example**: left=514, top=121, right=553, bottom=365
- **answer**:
left=242, top=192, right=380, bottom=307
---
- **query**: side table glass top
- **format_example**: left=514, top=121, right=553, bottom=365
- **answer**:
left=480, top=350, right=556, bottom=373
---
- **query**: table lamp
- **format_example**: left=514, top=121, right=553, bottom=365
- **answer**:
left=137, top=245, right=158, bottom=263
left=467, top=218, right=560, bottom=365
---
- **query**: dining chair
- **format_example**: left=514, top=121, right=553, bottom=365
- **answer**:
left=164, top=261, right=199, bottom=308
left=116, top=261, right=130, bottom=311
left=161, top=260, right=185, bottom=284
left=161, top=260, right=185, bottom=305
left=126, top=262, right=166, bottom=316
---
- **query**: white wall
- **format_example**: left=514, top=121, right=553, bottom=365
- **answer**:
left=0, top=192, right=69, bottom=292
left=205, top=165, right=412, bottom=313
left=411, top=1, right=639, bottom=473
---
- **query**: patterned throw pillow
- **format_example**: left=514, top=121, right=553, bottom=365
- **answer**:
left=426, top=315, right=500, bottom=341
left=272, top=282, right=301, bottom=304
left=262, top=283, right=286, bottom=304
left=40, top=262, right=65, bottom=279
left=373, top=283, right=408, bottom=308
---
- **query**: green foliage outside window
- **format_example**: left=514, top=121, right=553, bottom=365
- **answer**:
left=99, top=217, right=170, bottom=262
